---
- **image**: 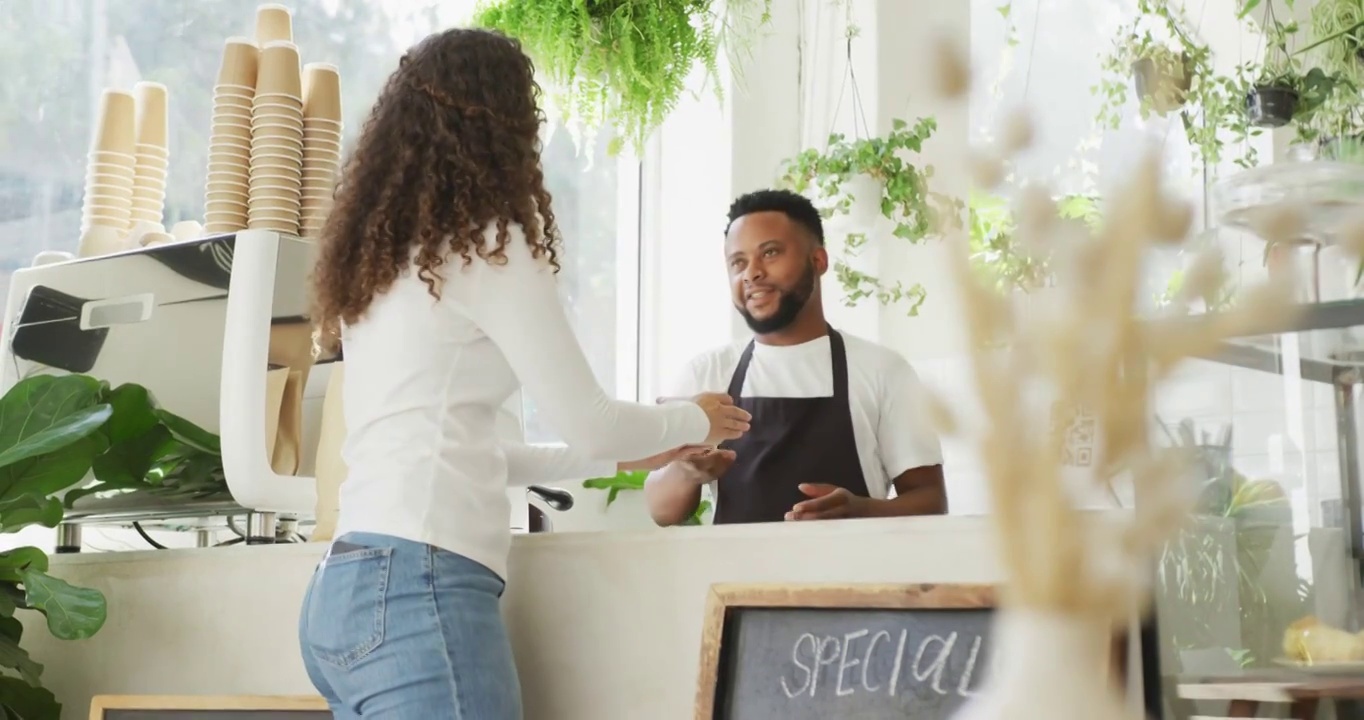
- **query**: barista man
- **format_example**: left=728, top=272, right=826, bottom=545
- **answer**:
left=643, top=189, right=947, bottom=526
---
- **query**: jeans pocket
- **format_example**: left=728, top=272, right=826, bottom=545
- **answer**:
left=304, top=546, right=393, bottom=669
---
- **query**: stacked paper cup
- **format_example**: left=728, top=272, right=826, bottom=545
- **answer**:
left=300, top=63, right=343, bottom=238
left=80, top=89, right=137, bottom=256
left=255, top=3, right=294, bottom=44
left=249, top=41, right=304, bottom=235
left=130, top=81, right=170, bottom=225
left=205, top=38, right=259, bottom=234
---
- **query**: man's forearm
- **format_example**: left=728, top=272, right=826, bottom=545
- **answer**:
left=643, top=463, right=708, bottom=526
left=857, top=485, right=948, bottom=518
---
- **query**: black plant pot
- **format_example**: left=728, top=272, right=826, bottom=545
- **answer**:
left=1245, top=85, right=1299, bottom=128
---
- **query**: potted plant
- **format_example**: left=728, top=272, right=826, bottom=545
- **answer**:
left=1245, top=73, right=1300, bottom=128
left=778, top=116, right=961, bottom=315
left=1131, top=46, right=1196, bottom=115
left=471, top=0, right=772, bottom=155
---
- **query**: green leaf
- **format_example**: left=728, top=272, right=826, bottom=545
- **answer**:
left=90, top=425, right=173, bottom=489
left=0, top=405, right=111, bottom=472
left=1236, top=0, right=1261, bottom=19
left=154, top=409, right=220, bottom=455
left=0, top=549, right=48, bottom=584
left=0, top=675, right=60, bottom=720
left=0, top=376, right=111, bottom=501
left=0, top=614, right=40, bottom=688
left=20, top=568, right=107, bottom=640
left=102, top=384, right=160, bottom=445
left=0, top=496, right=63, bottom=534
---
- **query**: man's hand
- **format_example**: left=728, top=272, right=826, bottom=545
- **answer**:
left=683, top=447, right=737, bottom=480
left=619, top=445, right=709, bottom=472
left=785, top=483, right=867, bottom=521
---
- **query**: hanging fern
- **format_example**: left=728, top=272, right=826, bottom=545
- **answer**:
left=473, top=0, right=772, bottom=155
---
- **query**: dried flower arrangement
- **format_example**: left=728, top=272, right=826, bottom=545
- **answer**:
left=921, top=33, right=1350, bottom=720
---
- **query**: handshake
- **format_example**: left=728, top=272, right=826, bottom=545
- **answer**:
left=619, top=393, right=749, bottom=473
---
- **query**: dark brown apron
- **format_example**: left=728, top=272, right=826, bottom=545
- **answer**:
left=714, top=327, right=870, bottom=524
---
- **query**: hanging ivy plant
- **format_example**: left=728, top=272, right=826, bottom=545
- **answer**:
left=777, top=117, right=961, bottom=316
left=472, top=0, right=772, bottom=155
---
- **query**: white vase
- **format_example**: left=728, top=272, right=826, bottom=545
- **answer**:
left=952, top=610, right=1133, bottom=720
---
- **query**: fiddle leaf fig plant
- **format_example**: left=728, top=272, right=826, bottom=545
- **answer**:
left=472, top=0, right=772, bottom=155
left=778, top=116, right=962, bottom=316
left=0, top=372, right=229, bottom=719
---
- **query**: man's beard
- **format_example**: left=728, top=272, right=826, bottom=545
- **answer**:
left=736, top=262, right=816, bottom=335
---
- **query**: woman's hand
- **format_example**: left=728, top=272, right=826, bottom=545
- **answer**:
left=618, top=445, right=709, bottom=472
left=693, top=392, right=751, bottom=445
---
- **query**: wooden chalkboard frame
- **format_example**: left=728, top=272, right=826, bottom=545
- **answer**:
left=693, top=583, right=996, bottom=719
left=89, top=695, right=329, bottom=719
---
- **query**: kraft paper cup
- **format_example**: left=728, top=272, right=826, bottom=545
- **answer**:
left=248, top=184, right=302, bottom=199
left=209, top=145, right=251, bottom=162
left=254, top=91, right=303, bottom=106
left=251, top=156, right=302, bottom=173
left=257, top=41, right=302, bottom=98
left=133, top=81, right=169, bottom=148
left=210, top=137, right=252, bottom=153
left=207, top=187, right=249, bottom=201
left=87, top=171, right=135, bottom=187
left=87, top=187, right=134, bottom=204
left=134, top=156, right=169, bottom=173
left=302, top=127, right=342, bottom=142
left=252, top=117, right=304, bottom=134
left=210, top=118, right=250, bottom=135
left=88, top=150, right=137, bottom=169
left=135, top=141, right=169, bottom=159
left=207, top=176, right=251, bottom=193
left=253, top=139, right=303, bottom=157
left=302, top=117, right=342, bottom=132
left=217, top=38, right=260, bottom=88
left=208, top=160, right=251, bottom=176
left=256, top=4, right=294, bottom=44
left=302, top=136, right=342, bottom=153
left=252, top=148, right=303, bottom=165
left=206, top=209, right=248, bottom=223
left=212, top=99, right=254, bottom=117
left=302, top=63, right=342, bottom=121
left=139, top=231, right=175, bottom=247
left=207, top=202, right=249, bottom=217
left=77, top=226, right=125, bottom=257
left=205, top=207, right=247, bottom=220
left=249, top=195, right=300, bottom=211
left=92, top=89, right=136, bottom=154
left=171, top=221, right=204, bottom=241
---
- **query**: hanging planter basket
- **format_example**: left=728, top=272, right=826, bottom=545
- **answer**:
left=1244, top=85, right=1300, bottom=128
left=1131, top=53, right=1194, bottom=115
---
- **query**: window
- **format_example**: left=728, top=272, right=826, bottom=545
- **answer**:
left=0, top=0, right=642, bottom=444
left=967, top=0, right=1272, bottom=303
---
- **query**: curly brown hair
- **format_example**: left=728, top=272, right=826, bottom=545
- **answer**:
left=310, top=28, right=561, bottom=346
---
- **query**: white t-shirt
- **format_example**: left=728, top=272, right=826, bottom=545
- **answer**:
left=335, top=224, right=710, bottom=579
left=664, top=333, right=944, bottom=507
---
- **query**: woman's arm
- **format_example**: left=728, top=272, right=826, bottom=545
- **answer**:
left=501, top=442, right=616, bottom=487
left=465, top=225, right=710, bottom=460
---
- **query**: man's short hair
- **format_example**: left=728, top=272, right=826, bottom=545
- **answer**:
left=725, top=189, right=825, bottom=246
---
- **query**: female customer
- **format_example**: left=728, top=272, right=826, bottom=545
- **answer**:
left=298, top=27, right=750, bottom=719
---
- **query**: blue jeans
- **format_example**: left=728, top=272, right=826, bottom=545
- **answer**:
left=298, top=532, right=522, bottom=719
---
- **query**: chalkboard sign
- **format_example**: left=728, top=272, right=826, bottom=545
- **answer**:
left=90, top=695, right=330, bottom=719
left=693, top=583, right=998, bottom=720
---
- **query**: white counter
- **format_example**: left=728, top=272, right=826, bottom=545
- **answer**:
left=26, top=515, right=1130, bottom=719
